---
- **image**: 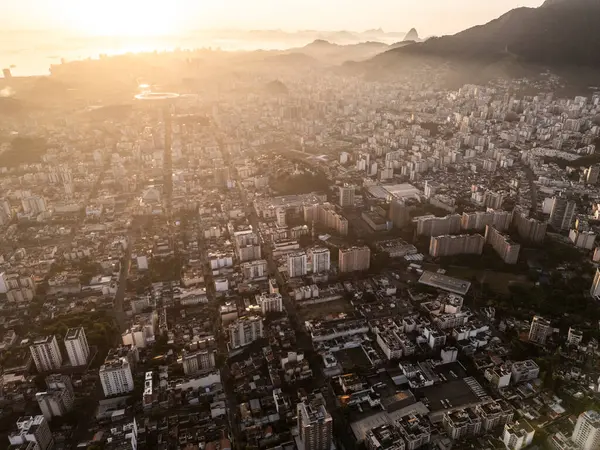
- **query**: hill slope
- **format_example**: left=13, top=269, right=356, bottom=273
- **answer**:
left=287, top=39, right=391, bottom=64
left=373, top=0, right=600, bottom=68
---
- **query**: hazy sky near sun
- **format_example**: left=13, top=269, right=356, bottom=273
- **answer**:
left=1, top=0, right=545, bottom=36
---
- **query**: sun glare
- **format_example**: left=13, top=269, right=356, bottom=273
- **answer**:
left=66, top=0, right=180, bottom=36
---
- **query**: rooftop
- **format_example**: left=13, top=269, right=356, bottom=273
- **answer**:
left=64, top=327, right=82, bottom=340
left=418, top=271, right=471, bottom=295
left=32, top=335, right=55, bottom=345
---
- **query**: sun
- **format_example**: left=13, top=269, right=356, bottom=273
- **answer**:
left=65, top=0, right=180, bottom=37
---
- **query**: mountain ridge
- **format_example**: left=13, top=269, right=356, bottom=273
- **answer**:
left=369, top=0, right=600, bottom=69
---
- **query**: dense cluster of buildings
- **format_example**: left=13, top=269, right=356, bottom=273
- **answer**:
left=3, top=34, right=600, bottom=450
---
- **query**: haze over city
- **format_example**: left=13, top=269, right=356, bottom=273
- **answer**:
left=2, top=0, right=544, bottom=36
left=1, top=1, right=600, bottom=450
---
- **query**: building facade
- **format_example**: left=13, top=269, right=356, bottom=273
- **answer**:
left=339, top=186, right=355, bottom=207
left=256, top=292, right=283, bottom=314
left=297, top=402, right=333, bottom=450
left=485, top=225, right=520, bottom=264
left=339, top=246, right=371, bottom=273
left=99, top=358, right=134, bottom=397
left=572, top=410, right=600, bottom=450
left=229, top=316, right=264, bottom=349
left=36, top=374, right=75, bottom=420
left=310, top=247, right=331, bottom=274
left=64, top=327, right=90, bottom=367
left=528, top=315, right=552, bottom=345
left=8, top=416, right=53, bottom=450
left=429, top=234, right=484, bottom=257
left=549, top=196, right=576, bottom=231
left=288, top=252, right=308, bottom=278
left=30, top=335, right=63, bottom=372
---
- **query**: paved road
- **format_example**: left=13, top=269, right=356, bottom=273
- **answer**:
left=524, top=166, right=539, bottom=219
left=114, top=233, right=133, bottom=333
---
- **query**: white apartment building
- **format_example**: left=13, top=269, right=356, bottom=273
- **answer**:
left=569, top=229, right=596, bottom=250
left=21, top=196, right=47, bottom=216
left=8, top=416, right=53, bottom=450
left=572, top=410, right=600, bottom=450
left=528, top=315, right=552, bottom=345
left=297, top=402, right=333, bottom=450
left=64, top=327, right=90, bottom=367
left=339, top=246, right=371, bottom=273
left=181, top=349, right=216, bottom=375
left=36, top=374, right=74, bottom=420
left=229, top=316, right=263, bottom=349
left=511, top=360, right=540, bottom=384
left=309, top=247, right=331, bottom=274
left=256, top=292, right=283, bottom=314
left=288, top=252, right=308, bottom=278
left=241, top=259, right=268, bottom=280
left=339, top=186, right=355, bottom=207
left=567, top=327, right=584, bottom=346
left=503, top=421, right=535, bottom=450
left=100, top=357, right=134, bottom=397
left=30, top=335, right=63, bottom=372
left=591, top=268, right=600, bottom=299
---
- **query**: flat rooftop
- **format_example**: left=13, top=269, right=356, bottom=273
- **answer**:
left=367, top=183, right=421, bottom=200
left=65, top=327, right=81, bottom=340
left=33, top=335, right=54, bottom=345
left=418, top=271, right=471, bottom=295
left=416, top=378, right=481, bottom=412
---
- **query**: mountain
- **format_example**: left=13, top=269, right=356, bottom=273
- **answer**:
left=287, top=39, right=391, bottom=64
left=371, top=0, right=600, bottom=68
left=265, top=80, right=289, bottom=95
left=403, top=28, right=419, bottom=42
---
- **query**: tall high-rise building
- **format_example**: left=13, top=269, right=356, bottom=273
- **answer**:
left=483, top=190, right=504, bottom=210
left=569, top=229, right=596, bottom=250
left=36, top=374, right=74, bottom=420
left=181, top=349, right=216, bottom=375
left=397, top=413, right=431, bottom=450
left=417, top=214, right=461, bottom=237
left=228, top=316, right=263, bottom=349
left=572, top=410, right=600, bottom=450
left=513, top=211, right=547, bottom=243
left=310, top=248, right=331, bottom=274
left=8, top=416, right=54, bottom=450
left=503, top=421, right=535, bottom=450
left=591, top=268, right=600, bottom=299
left=288, top=252, right=308, bottom=278
left=297, top=402, right=333, bottom=450
left=528, top=316, right=552, bottom=345
left=304, top=203, right=349, bottom=236
left=485, top=226, right=520, bottom=264
left=237, top=244, right=262, bottom=263
left=586, top=165, right=600, bottom=185
left=429, top=234, right=484, bottom=257
left=21, top=196, right=47, bottom=216
left=339, top=246, right=371, bottom=273
left=99, top=356, right=134, bottom=397
left=98, top=346, right=137, bottom=397
left=233, top=230, right=261, bottom=262
left=461, top=210, right=512, bottom=232
left=549, top=196, right=576, bottom=231
left=256, top=292, right=283, bottom=314
left=30, top=335, right=63, bottom=372
left=241, top=259, right=268, bottom=280
left=338, top=186, right=355, bottom=208
left=276, top=207, right=287, bottom=227
left=389, top=199, right=410, bottom=229
left=64, top=327, right=90, bottom=367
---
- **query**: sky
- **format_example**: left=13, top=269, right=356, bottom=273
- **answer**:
left=0, top=0, right=545, bottom=36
